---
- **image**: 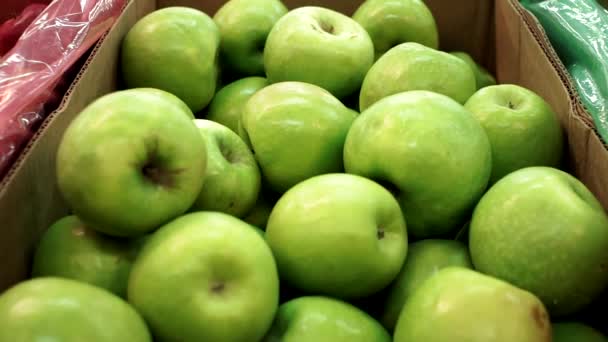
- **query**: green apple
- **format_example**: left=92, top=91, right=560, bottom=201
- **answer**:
left=206, top=76, right=268, bottom=133
left=190, top=119, right=260, bottom=217
left=381, top=239, right=473, bottom=331
left=359, top=42, right=476, bottom=111
left=31, top=215, right=143, bottom=298
left=553, top=322, right=607, bottom=342
left=213, top=0, right=287, bottom=76
left=465, top=84, right=563, bottom=184
left=450, top=51, right=497, bottom=89
left=344, top=90, right=492, bottom=238
left=243, top=193, right=274, bottom=230
left=353, top=0, right=439, bottom=58
left=0, top=277, right=151, bottom=341
left=263, top=296, right=391, bottom=342
left=264, top=6, right=374, bottom=99
left=121, top=7, right=219, bottom=113
left=469, top=166, right=608, bottom=316
left=128, top=212, right=279, bottom=341
left=240, top=81, right=357, bottom=193
left=266, top=173, right=407, bottom=299
left=394, top=267, right=552, bottom=342
left=135, top=88, right=194, bottom=119
left=56, top=89, right=207, bottom=237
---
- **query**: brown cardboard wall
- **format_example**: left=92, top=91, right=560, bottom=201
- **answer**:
left=570, top=104, right=608, bottom=205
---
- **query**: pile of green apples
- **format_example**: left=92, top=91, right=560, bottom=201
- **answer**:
left=1, top=0, right=607, bottom=341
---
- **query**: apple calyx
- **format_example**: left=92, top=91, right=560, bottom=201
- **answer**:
left=140, top=137, right=184, bottom=188
left=142, top=163, right=178, bottom=188
left=219, top=141, right=239, bottom=164
left=319, top=20, right=334, bottom=35
left=377, top=227, right=385, bottom=240
left=310, top=17, right=336, bottom=35
left=210, top=281, right=226, bottom=294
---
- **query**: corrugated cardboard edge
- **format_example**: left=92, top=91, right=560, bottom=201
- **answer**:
left=0, top=0, right=154, bottom=291
left=507, top=0, right=608, bottom=208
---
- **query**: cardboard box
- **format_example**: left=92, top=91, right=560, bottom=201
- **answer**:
left=0, top=0, right=604, bottom=293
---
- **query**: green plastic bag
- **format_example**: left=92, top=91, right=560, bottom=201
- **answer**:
left=521, top=0, right=608, bottom=144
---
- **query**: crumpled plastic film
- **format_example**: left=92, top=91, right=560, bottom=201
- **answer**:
left=521, top=0, right=608, bottom=144
left=0, top=0, right=125, bottom=179
left=0, top=3, right=49, bottom=57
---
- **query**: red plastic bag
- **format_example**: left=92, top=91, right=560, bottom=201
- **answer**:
left=0, top=3, right=49, bottom=57
left=0, top=0, right=125, bottom=179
